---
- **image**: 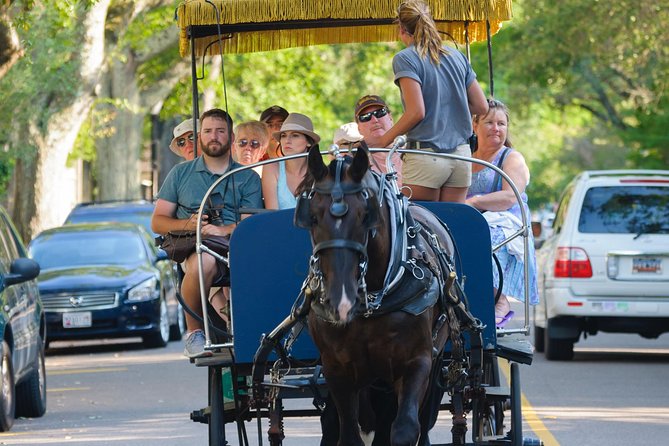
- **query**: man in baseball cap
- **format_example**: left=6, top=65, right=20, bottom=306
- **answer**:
left=259, top=105, right=289, bottom=159
left=169, top=118, right=199, bottom=160
left=354, top=95, right=402, bottom=185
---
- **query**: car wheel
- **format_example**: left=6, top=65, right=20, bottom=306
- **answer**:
left=143, top=299, right=170, bottom=349
left=533, top=325, right=545, bottom=353
left=169, top=303, right=187, bottom=341
left=0, top=340, right=15, bottom=432
left=544, top=321, right=574, bottom=361
left=16, top=336, right=47, bottom=418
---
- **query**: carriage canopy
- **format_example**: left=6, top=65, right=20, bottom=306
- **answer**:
left=176, top=0, right=513, bottom=57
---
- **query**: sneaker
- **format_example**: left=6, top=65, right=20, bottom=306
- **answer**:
left=183, top=330, right=212, bottom=358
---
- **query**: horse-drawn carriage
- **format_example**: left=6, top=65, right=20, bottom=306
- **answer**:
left=172, top=1, right=543, bottom=445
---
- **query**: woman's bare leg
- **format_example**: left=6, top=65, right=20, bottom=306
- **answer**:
left=439, top=186, right=468, bottom=203
left=402, top=184, right=440, bottom=201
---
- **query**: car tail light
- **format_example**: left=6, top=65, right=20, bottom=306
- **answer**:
left=554, top=247, right=593, bottom=278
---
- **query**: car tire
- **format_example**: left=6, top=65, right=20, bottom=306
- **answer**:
left=16, top=337, right=47, bottom=418
left=544, top=322, right=574, bottom=361
left=533, top=325, right=545, bottom=353
left=169, top=303, right=187, bottom=341
left=0, top=340, right=16, bottom=432
left=143, top=299, right=170, bottom=349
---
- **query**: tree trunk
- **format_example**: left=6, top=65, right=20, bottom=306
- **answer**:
left=8, top=0, right=110, bottom=241
left=95, top=55, right=143, bottom=201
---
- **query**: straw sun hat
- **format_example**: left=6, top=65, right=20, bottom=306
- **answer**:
left=272, top=113, right=321, bottom=144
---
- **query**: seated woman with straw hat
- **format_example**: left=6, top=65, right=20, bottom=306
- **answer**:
left=262, top=113, right=321, bottom=209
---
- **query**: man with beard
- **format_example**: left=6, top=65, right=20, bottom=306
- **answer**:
left=152, top=108, right=262, bottom=358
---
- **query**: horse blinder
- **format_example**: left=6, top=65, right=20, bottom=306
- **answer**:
left=294, top=192, right=313, bottom=229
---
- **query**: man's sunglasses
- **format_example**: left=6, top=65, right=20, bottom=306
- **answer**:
left=237, top=139, right=262, bottom=150
left=176, top=134, right=195, bottom=147
left=358, top=107, right=389, bottom=123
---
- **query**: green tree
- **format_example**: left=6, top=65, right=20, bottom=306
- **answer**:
left=497, top=0, right=668, bottom=166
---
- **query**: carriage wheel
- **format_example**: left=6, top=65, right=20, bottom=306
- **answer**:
left=509, top=362, right=523, bottom=446
left=208, top=366, right=227, bottom=446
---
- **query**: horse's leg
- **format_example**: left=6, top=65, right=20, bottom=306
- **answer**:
left=358, top=387, right=376, bottom=446
left=391, top=356, right=432, bottom=446
left=319, top=394, right=340, bottom=446
left=327, top=376, right=365, bottom=446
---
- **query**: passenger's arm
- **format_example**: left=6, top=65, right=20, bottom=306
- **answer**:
left=467, top=79, right=489, bottom=116
left=151, top=199, right=198, bottom=234
left=466, top=151, right=530, bottom=212
left=261, top=163, right=280, bottom=210
left=367, top=77, right=425, bottom=149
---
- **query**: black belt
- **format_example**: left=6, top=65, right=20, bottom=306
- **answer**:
left=406, top=141, right=439, bottom=151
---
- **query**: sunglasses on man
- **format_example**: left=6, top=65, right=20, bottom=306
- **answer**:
left=176, top=134, right=195, bottom=147
left=237, top=139, right=262, bottom=150
left=358, top=107, right=389, bottom=123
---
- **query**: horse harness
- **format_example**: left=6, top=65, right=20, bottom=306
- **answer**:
left=295, top=157, right=470, bottom=336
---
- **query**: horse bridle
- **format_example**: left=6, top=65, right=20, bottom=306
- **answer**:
left=295, top=157, right=380, bottom=309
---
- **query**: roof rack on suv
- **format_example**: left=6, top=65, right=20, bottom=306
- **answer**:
left=580, top=169, right=669, bottom=179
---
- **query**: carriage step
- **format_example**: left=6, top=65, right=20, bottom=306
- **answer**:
left=495, top=335, right=534, bottom=365
left=482, top=385, right=510, bottom=400
left=191, top=349, right=234, bottom=367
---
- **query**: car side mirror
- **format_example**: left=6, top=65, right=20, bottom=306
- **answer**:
left=4, top=258, right=40, bottom=286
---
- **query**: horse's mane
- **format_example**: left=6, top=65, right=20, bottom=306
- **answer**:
left=296, top=152, right=381, bottom=196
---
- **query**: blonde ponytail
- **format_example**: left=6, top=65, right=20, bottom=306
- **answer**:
left=397, top=0, right=448, bottom=65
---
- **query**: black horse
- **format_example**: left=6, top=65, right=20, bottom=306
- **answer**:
left=296, top=146, right=462, bottom=446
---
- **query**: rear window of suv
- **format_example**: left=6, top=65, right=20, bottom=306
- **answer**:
left=578, top=186, right=669, bottom=234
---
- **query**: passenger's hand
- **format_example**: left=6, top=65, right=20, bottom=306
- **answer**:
left=201, top=223, right=234, bottom=237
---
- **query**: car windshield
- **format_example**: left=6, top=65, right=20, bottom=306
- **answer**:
left=578, top=186, right=669, bottom=234
left=29, top=230, right=148, bottom=269
left=66, top=211, right=154, bottom=236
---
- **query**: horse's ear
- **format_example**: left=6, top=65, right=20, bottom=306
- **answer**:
left=349, top=147, right=369, bottom=183
left=308, top=145, right=328, bottom=181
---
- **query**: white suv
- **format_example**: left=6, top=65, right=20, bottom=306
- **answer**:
left=534, top=170, right=669, bottom=360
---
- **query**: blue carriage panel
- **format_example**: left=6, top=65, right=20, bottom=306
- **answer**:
left=417, top=202, right=497, bottom=349
left=229, top=209, right=320, bottom=364
left=229, top=203, right=497, bottom=363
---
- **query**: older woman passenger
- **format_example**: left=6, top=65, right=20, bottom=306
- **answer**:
left=466, top=99, right=539, bottom=327
left=233, top=121, right=270, bottom=171
left=262, top=113, right=320, bottom=209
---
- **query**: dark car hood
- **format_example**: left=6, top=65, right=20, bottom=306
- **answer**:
left=38, top=265, right=155, bottom=293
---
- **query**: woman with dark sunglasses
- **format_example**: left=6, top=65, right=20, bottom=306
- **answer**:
left=364, top=0, right=488, bottom=203
left=232, top=120, right=269, bottom=168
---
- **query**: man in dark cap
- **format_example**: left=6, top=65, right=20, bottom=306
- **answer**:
left=259, top=105, right=289, bottom=159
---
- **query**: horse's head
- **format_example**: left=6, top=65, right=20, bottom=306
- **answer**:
left=296, top=146, right=384, bottom=324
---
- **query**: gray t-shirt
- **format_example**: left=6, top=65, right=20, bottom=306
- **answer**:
left=157, top=156, right=263, bottom=225
left=393, top=45, right=476, bottom=152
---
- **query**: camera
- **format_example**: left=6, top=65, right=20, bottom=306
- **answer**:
left=205, top=208, right=224, bottom=226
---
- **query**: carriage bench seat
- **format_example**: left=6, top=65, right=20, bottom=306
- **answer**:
left=496, top=335, right=534, bottom=365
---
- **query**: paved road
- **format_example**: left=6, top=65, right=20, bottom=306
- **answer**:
left=2, top=326, right=668, bottom=445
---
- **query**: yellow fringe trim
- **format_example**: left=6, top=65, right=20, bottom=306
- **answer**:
left=177, top=0, right=513, bottom=56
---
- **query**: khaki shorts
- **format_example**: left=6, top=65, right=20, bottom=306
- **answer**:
left=402, top=143, right=472, bottom=189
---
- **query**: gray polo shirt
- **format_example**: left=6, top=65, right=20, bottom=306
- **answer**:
left=157, top=156, right=263, bottom=224
left=393, top=44, right=476, bottom=152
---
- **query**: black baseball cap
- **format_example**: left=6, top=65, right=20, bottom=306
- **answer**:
left=260, top=105, right=289, bottom=123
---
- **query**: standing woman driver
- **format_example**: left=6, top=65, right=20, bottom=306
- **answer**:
left=365, top=0, right=488, bottom=202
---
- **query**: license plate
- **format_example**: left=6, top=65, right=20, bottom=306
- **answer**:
left=632, top=257, right=662, bottom=274
left=63, top=312, right=92, bottom=328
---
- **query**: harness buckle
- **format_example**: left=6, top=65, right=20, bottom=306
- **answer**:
left=407, top=258, right=425, bottom=280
